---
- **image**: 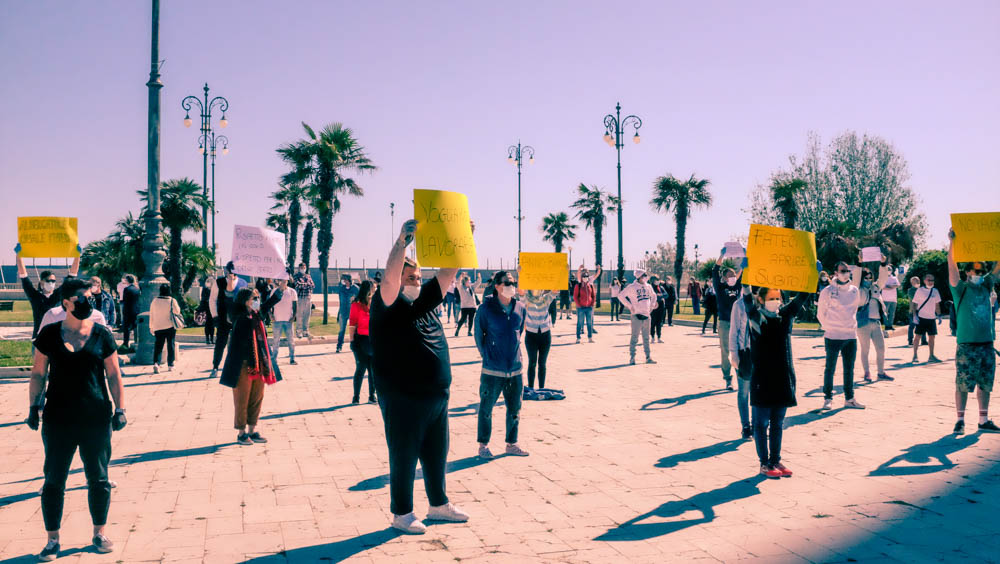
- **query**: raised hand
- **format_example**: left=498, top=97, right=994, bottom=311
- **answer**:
left=14, top=243, right=22, bottom=254
left=399, top=219, right=418, bottom=245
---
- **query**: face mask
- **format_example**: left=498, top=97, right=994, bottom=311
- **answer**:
left=764, top=300, right=781, bottom=313
left=401, top=285, right=421, bottom=302
left=500, top=285, right=516, bottom=299
left=250, top=299, right=261, bottom=311
left=925, top=281, right=934, bottom=288
left=861, top=279, right=872, bottom=288
left=970, top=274, right=984, bottom=285
left=42, top=281, right=56, bottom=293
left=836, top=272, right=850, bottom=284
left=71, top=299, right=93, bottom=320
left=726, top=276, right=737, bottom=286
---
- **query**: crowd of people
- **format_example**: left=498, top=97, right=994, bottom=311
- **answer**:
left=12, top=221, right=1000, bottom=555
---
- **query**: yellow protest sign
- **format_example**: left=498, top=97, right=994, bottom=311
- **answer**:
left=518, top=252, right=568, bottom=291
left=17, top=217, right=80, bottom=258
left=414, top=189, right=478, bottom=268
left=951, top=212, right=1000, bottom=261
left=745, top=224, right=819, bottom=293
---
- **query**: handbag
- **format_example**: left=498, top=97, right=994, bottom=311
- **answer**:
left=170, top=299, right=186, bottom=329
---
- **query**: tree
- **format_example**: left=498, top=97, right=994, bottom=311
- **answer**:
left=138, top=178, right=210, bottom=297
left=271, top=182, right=308, bottom=269
left=300, top=213, right=317, bottom=271
left=179, top=243, right=216, bottom=294
left=277, top=122, right=376, bottom=323
left=541, top=212, right=577, bottom=253
left=651, top=174, right=713, bottom=310
left=571, top=183, right=618, bottom=307
left=771, top=178, right=807, bottom=229
left=265, top=212, right=288, bottom=234
left=642, top=242, right=676, bottom=280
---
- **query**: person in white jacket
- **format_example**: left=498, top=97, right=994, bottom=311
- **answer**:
left=817, top=261, right=866, bottom=410
left=619, top=269, right=658, bottom=365
left=149, top=284, right=182, bottom=373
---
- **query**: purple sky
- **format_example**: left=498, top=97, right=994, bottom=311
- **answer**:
left=2, top=1, right=999, bottom=274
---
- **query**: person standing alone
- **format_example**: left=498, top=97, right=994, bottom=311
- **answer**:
left=292, top=263, right=315, bottom=339
left=149, top=284, right=181, bottom=374
left=120, top=275, right=140, bottom=348
left=817, top=262, right=866, bottom=410
left=334, top=274, right=359, bottom=353
left=619, top=269, right=657, bottom=365
left=911, top=273, right=943, bottom=363
left=269, top=278, right=298, bottom=365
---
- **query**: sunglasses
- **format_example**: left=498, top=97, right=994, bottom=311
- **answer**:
left=500, top=280, right=517, bottom=287
left=971, top=270, right=986, bottom=275
left=45, top=279, right=57, bottom=283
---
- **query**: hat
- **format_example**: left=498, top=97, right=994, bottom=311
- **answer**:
left=633, top=269, right=647, bottom=279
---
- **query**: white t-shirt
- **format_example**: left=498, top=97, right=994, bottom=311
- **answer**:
left=610, top=284, right=621, bottom=298
left=271, top=287, right=298, bottom=322
left=39, top=306, right=108, bottom=331
left=883, top=276, right=899, bottom=303
left=912, top=286, right=941, bottom=319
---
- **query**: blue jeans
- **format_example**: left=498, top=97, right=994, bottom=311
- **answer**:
left=336, top=309, right=350, bottom=348
left=271, top=320, right=295, bottom=360
left=823, top=338, right=857, bottom=400
left=576, top=307, right=594, bottom=339
left=752, top=406, right=787, bottom=466
left=477, top=373, right=523, bottom=444
left=737, top=376, right=750, bottom=428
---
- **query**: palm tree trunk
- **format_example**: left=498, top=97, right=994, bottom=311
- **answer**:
left=674, top=208, right=687, bottom=314
left=287, top=199, right=301, bottom=269
left=594, top=222, right=603, bottom=308
left=301, top=222, right=314, bottom=271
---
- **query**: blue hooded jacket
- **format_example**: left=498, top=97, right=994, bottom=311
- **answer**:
left=474, top=294, right=526, bottom=377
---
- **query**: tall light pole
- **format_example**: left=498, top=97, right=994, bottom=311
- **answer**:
left=136, top=0, right=169, bottom=365
left=506, top=142, right=535, bottom=257
left=603, top=102, right=642, bottom=283
left=390, top=202, right=395, bottom=244
left=182, top=84, right=229, bottom=249
left=198, top=131, right=229, bottom=261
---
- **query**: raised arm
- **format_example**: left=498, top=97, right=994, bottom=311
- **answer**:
left=382, top=219, right=416, bottom=307
left=15, top=245, right=28, bottom=279
left=947, top=229, right=960, bottom=287
left=68, top=250, right=80, bottom=278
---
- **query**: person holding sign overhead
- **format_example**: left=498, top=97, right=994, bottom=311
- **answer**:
left=370, top=218, right=471, bottom=535
left=15, top=243, right=80, bottom=340
left=713, top=246, right=747, bottom=390
left=817, top=262, right=867, bottom=410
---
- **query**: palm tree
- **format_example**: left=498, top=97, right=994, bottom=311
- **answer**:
left=300, top=212, right=318, bottom=271
left=571, top=183, right=618, bottom=307
left=271, top=182, right=308, bottom=269
left=179, top=243, right=216, bottom=294
left=265, top=212, right=288, bottom=234
left=139, top=178, right=210, bottom=296
left=277, top=123, right=376, bottom=323
left=651, top=174, right=713, bottom=310
left=541, top=212, right=577, bottom=253
left=770, top=178, right=807, bottom=229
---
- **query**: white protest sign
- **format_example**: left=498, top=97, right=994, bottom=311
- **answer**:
left=723, top=242, right=745, bottom=258
left=861, top=246, right=882, bottom=263
left=232, top=225, right=288, bottom=280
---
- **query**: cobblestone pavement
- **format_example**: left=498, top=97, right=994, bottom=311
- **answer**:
left=1, top=317, right=998, bottom=563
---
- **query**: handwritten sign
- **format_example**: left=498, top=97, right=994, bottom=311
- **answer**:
left=861, top=246, right=882, bottom=263
left=746, top=224, right=819, bottom=293
left=519, top=253, right=568, bottom=291
left=17, top=217, right=79, bottom=258
left=723, top=242, right=745, bottom=258
left=414, top=189, right=478, bottom=268
left=952, top=212, right=1000, bottom=261
left=231, top=225, right=288, bottom=280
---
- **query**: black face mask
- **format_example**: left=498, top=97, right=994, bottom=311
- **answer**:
left=71, top=298, right=93, bottom=320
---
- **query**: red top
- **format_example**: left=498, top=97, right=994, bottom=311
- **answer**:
left=349, top=302, right=370, bottom=336
left=574, top=282, right=596, bottom=307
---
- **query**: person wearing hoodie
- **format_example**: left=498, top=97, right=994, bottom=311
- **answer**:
left=745, top=286, right=811, bottom=479
left=649, top=276, right=667, bottom=343
left=619, top=269, right=658, bottom=365
left=474, top=271, right=529, bottom=459
left=817, top=261, right=866, bottom=410
left=712, top=248, right=746, bottom=391
left=729, top=286, right=754, bottom=440
left=856, top=268, right=892, bottom=383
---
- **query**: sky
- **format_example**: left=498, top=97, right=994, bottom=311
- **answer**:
left=2, top=0, right=999, bottom=274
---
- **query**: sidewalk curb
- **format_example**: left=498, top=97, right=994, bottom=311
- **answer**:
left=175, top=334, right=332, bottom=347
left=0, top=321, right=31, bottom=327
left=0, top=365, right=31, bottom=378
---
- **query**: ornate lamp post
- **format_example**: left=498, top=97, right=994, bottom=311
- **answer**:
left=506, top=142, right=535, bottom=257
left=602, top=102, right=642, bottom=283
left=197, top=131, right=229, bottom=260
left=181, top=84, right=229, bottom=249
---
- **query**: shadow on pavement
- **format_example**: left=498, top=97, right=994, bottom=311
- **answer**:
left=125, top=376, right=213, bottom=388
left=242, top=528, right=403, bottom=563
left=0, top=485, right=86, bottom=508
left=641, top=389, right=729, bottom=411
left=0, top=420, right=25, bottom=428
left=451, top=360, right=480, bottom=367
left=578, top=363, right=632, bottom=373
left=595, top=475, right=766, bottom=541
left=349, top=455, right=495, bottom=492
left=868, top=434, right=980, bottom=476
left=0, top=544, right=93, bottom=564
left=261, top=403, right=354, bottom=420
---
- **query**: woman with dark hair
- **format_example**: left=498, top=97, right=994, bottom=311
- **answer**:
left=348, top=280, right=377, bottom=404
left=649, top=277, right=667, bottom=343
left=198, top=277, right=214, bottom=345
left=149, top=284, right=181, bottom=373
left=220, top=287, right=282, bottom=446
left=702, top=282, right=718, bottom=334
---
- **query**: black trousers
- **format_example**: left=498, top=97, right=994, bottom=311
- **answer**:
left=377, top=390, right=449, bottom=516
left=204, top=313, right=215, bottom=341
left=213, top=322, right=232, bottom=369
left=351, top=335, right=375, bottom=400
left=702, top=306, right=718, bottom=333
left=455, top=308, right=476, bottom=335
left=41, top=422, right=112, bottom=531
left=650, top=307, right=664, bottom=338
left=121, top=314, right=137, bottom=347
left=525, top=330, right=552, bottom=389
left=548, top=301, right=557, bottom=325
left=665, top=301, right=675, bottom=325
left=153, top=328, right=176, bottom=366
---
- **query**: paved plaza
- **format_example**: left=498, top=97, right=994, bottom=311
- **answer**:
left=1, top=317, right=998, bottom=563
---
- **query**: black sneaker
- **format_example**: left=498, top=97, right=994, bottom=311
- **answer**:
left=38, top=539, right=59, bottom=561
left=248, top=432, right=268, bottom=443
left=368, top=396, right=377, bottom=404
left=352, top=397, right=360, bottom=405
left=237, top=432, right=252, bottom=445
left=741, top=425, right=752, bottom=440
left=92, top=534, right=114, bottom=554
left=978, top=420, right=1000, bottom=433
left=289, top=358, right=297, bottom=365
left=954, top=420, right=965, bottom=435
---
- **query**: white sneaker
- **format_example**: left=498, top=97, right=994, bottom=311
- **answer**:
left=152, top=364, right=159, bottom=374
left=588, top=337, right=594, bottom=343
left=505, top=443, right=530, bottom=456
left=845, top=398, right=866, bottom=409
left=391, top=512, right=427, bottom=534
left=821, top=398, right=833, bottom=411
left=427, top=502, right=469, bottom=522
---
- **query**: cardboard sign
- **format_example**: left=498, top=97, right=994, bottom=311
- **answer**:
left=414, top=189, right=478, bottom=268
left=951, top=212, right=1000, bottom=261
left=231, top=225, right=288, bottom=280
left=723, top=242, right=745, bottom=258
left=745, top=224, right=819, bottom=293
left=17, top=217, right=79, bottom=258
left=861, top=246, right=882, bottom=263
left=519, top=252, right=568, bottom=291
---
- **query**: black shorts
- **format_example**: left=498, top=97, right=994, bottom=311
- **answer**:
left=914, top=317, right=937, bottom=336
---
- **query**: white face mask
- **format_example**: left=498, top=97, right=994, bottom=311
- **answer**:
left=970, top=274, right=984, bottom=285
left=400, top=285, right=421, bottom=302
left=726, top=276, right=737, bottom=286
left=42, top=281, right=56, bottom=293
left=764, top=300, right=781, bottom=313
left=500, top=285, right=516, bottom=299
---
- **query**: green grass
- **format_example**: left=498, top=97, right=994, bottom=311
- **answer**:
left=178, top=314, right=341, bottom=338
left=0, top=300, right=34, bottom=323
left=0, top=340, right=32, bottom=367
left=593, top=299, right=821, bottom=330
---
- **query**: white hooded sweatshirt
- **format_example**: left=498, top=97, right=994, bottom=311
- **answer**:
left=817, top=282, right=862, bottom=340
left=619, top=281, right=658, bottom=317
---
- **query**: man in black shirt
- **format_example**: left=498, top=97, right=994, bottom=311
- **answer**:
left=712, top=248, right=746, bottom=391
left=27, top=278, right=127, bottom=560
left=370, top=219, right=471, bottom=534
left=15, top=243, right=80, bottom=340
left=120, top=274, right=141, bottom=347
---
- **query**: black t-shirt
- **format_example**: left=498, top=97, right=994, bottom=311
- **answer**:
left=22, top=277, right=65, bottom=338
left=370, top=277, right=451, bottom=396
left=34, top=322, right=118, bottom=425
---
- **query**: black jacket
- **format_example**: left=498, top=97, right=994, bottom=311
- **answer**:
left=220, top=311, right=283, bottom=388
left=748, top=292, right=809, bottom=408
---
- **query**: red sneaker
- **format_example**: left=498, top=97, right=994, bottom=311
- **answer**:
left=760, top=465, right=782, bottom=479
left=773, top=463, right=793, bottom=478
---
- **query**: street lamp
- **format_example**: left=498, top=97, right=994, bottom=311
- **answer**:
left=506, top=141, right=535, bottom=258
left=181, top=83, right=229, bottom=249
left=603, top=102, right=643, bottom=283
left=198, top=131, right=229, bottom=264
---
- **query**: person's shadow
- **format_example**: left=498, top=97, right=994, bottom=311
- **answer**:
left=241, top=528, right=403, bottom=563
left=595, top=475, right=767, bottom=541
left=868, top=434, right=980, bottom=476
left=641, top=389, right=729, bottom=411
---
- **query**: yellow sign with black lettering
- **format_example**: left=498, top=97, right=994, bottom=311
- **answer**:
left=951, top=212, right=1000, bottom=261
left=17, top=217, right=80, bottom=258
left=519, top=253, right=568, bottom=291
left=746, top=224, right=818, bottom=293
left=414, top=189, right=478, bottom=268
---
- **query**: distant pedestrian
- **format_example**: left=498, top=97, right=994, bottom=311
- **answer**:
left=702, top=283, right=718, bottom=335
left=883, top=268, right=900, bottom=331
left=149, top=284, right=181, bottom=374
left=334, top=274, right=359, bottom=353
left=269, top=278, right=298, bottom=365
left=198, top=278, right=215, bottom=344
left=559, top=275, right=574, bottom=319
left=348, top=280, right=376, bottom=404
left=292, top=263, right=315, bottom=339
left=907, top=275, right=926, bottom=346
left=817, top=262, right=866, bottom=410
left=119, top=275, right=140, bottom=348
left=454, top=272, right=482, bottom=337
left=688, top=277, right=702, bottom=316
left=573, top=265, right=601, bottom=343
left=649, top=276, right=666, bottom=342
left=712, top=249, right=746, bottom=390
left=619, top=269, right=657, bottom=365
left=856, top=269, right=891, bottom=383
left=610, top=278, right=622, bottom=322
left=729, top=288, right=753, bottom=440
left=663, top=276, right=677, bottom=326
left=911, top=273, right=943, bottom=363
